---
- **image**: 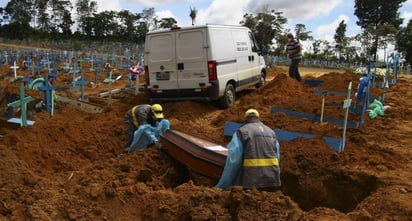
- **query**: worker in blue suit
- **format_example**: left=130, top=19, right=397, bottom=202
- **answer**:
left=355, top=74, right=369, bottom=104
left=216, top=109, right=281, bottom=191
left=124, top=104, right=169, bottom=153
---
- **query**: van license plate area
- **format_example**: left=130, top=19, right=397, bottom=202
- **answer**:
left=156, top=72, right=170, bottom=80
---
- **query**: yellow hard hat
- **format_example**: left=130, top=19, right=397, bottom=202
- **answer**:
left=151, top=104, right=164, bottom=119
left=245, top=108, right=259, bottom=118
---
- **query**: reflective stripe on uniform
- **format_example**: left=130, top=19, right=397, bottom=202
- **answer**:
left=131, top=106, right=138, bottom=127
left=243, top=158, right=278, bottom=167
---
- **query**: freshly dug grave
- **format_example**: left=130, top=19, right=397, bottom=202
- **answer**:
left=0, top=64, right=411, bottom=221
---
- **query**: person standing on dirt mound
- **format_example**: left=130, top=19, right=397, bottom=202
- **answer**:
left=124, top=104, right=168, bottom=152
left=216, top=109, right=281, bottom=191
left=285, top=33, right=302, bottom=82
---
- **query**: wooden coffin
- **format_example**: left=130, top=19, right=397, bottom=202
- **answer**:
left=160, top=130, right=228, bottom=179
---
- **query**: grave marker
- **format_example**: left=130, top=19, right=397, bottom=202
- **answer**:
left=10, top=60, right=19, bottom=79
left=7, top=82, right=35, bottom=126
left=75, top=71, right=89, bottom=102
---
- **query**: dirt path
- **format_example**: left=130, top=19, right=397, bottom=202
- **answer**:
left=277, top=65, right=346, bottom=77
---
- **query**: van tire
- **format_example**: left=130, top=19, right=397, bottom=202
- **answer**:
left=219, top=83, right=235, bottom=109
left=255, top=71, right=266, bottom=88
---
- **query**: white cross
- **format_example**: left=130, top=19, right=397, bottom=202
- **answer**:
left=10, top=61, right=19, bottom=79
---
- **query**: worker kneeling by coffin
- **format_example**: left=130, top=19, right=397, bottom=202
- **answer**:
left=124, top=104, right=170, bottom=153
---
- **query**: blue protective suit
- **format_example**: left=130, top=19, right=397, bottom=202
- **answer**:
left=128, top=119, right=170, bottom=153
left=215, top=133, right=280, bottom=190
left=356, top=75, right=369, bottom=104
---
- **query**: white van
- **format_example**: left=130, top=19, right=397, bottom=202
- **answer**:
left=144, top=24, right=266, bottom=108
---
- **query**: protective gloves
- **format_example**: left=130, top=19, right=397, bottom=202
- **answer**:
left=154, top=140, right=163, bottom=149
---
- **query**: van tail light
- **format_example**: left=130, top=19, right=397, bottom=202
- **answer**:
left=208, top=60, right=217, bottom=81
left=144, top=65, right=150, bottom=85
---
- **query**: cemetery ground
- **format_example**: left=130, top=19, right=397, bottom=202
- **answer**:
left=0, top=55, right=412, bottom=220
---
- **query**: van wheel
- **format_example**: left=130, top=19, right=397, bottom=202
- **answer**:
left=219, top=84, right=235, bottom=109
left=255, top=71, right=266, bottom=88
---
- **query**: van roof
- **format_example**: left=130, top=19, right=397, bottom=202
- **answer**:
left=147, top=24, right=250, bottom=34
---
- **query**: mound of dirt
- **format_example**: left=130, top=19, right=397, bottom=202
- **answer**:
left=1, top=64, right=411, bottom=221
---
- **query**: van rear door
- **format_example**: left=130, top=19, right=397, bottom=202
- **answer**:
left=175, top=28, right=209, bottom=89
left=145, top=32, right=178, bottom=89
left=146, top=28, right=209, bottom=92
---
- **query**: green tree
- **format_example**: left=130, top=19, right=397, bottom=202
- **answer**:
left=334, top=20, right=347, bottom=60
left=158, top=17, right=177, bottom=29
left=0, top=7, right=5, bottom=25
left=2, top=0, right=35, bottom=39
left=241, top=13, right=256, bottom=31
left=4, top=0, right=33, bottom=26
left=50, top=0, right=74, bottom=36
left=396, top=19, right=412, bottom=65
left=136, top=21, right=148, bottom=44
left=312, top=39, right=322, bottom=59
left=341, top=36, right=357, bottom=62
left=354, top=0, right=406, bottom=61
left=35, top=0, right=52, bottom=33
left=354, top=29, right=375, bottom=63
left=189, top=7, right=197, bottom=26
left=92, top=10, right=117, bottom=38
left=240, top=6, right=287, bottom=55
left=140, top=7, right=156, bottom=31
left=294, top=24, right=313, bottom=42
left=117, top=10, right=140, bottom=41
left=75, top=0, right=97, bottom=36
left=59, top=9, right=74, bottom=35
left=320, top=40, right=335, bottom=60
left=376, top=24, right=398, bottom=59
